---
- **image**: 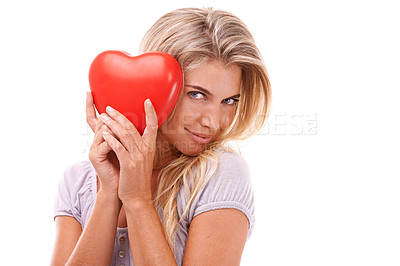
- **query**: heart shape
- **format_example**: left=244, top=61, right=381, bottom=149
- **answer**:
left=89, top=50, right=183, bottom=135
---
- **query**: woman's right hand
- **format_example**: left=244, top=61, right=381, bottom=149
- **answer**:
left=86, top=91, right=120, bottom=195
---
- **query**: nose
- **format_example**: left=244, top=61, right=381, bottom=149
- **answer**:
left=199, top=106, right=221, bottom=133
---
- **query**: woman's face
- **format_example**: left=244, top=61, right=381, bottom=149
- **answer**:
left=158, top=60, right=242, bottom=156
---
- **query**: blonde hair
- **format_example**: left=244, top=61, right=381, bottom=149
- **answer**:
left=139, top=7, right=271, bottom=252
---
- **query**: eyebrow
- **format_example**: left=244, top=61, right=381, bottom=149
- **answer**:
left=185, top=84, right=241, bottom=99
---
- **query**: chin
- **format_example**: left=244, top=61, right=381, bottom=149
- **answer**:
left=174, top=141, right=207, bottom=157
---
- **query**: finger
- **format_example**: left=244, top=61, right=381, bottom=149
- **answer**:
left=91, top=118, right=115, bottom=150
left=96, top=138, right=112, bottom=155
left=89, top=134, right=113, bottom=163
left=101, top=112, right=139, bottom=154
left=105, top=106, right=142, bottom=139
left=86, top=91, right=98, bottom=133
left=142, top=99, right=158, bottom=147
left=103, top=107, right=140, bottom=153
left=102, top=131, right=130, bottom=165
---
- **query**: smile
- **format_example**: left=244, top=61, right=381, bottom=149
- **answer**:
left=185, top=128, right=213, bottom=144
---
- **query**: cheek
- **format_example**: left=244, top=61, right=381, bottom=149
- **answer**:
left=160, top=100, right=198, bottom=132
left=175, top=100, right=201, bottom=127
left=221, top=109, right=236, bottom=128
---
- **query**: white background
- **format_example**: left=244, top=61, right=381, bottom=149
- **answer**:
left=1, top=0, right=399, bottom=265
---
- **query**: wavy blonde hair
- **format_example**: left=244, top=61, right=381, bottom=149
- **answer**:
left=139, top=7, right=271, bottom=253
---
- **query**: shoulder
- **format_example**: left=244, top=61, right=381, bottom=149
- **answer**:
left=199, top=148, right=252, bottom=195
left=61, top=160, right=96, bottom=192
left=54, top=160, right=97, bottom=225
left=214, top=148, right=250, bottom=180
left=191, top=148, right=255, bottom=237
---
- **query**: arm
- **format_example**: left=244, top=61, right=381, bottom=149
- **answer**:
left=100, top=103, right=248, bottom=263
left=183, top=208, right=249, bottom=266
left=124, top=199, right=177, bottom=265
left=56, top=190, right=121, bottom=266
left=50, top=216, right=82, bottom=266
left=124, top=201, right=249, bottom=266
left=100, top=101, right=177, bottom=264
left=53, top=91, right=122, bottom=265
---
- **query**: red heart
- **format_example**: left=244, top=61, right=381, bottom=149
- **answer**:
left=89, top=50, right=183, bottom=135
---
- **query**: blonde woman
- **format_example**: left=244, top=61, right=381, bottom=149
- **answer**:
left=51, top=7, right=271, bottom=266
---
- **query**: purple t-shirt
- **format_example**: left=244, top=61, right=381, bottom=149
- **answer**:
left=54, top=149, right=255, bottom=266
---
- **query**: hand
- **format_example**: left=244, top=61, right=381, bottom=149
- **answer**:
left=85, top=91, right=98, bottom=133
left=86, top=91, right=120, bottom=195
left=100, top=99, right=158, bottom=203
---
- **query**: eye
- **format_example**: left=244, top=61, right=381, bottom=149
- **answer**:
left=188, top=91, right=206, bottom=100
left=223, top=98, right=239, bottom=105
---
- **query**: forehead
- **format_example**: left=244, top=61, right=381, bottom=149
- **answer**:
left=185, top=60, right=242, bottom=95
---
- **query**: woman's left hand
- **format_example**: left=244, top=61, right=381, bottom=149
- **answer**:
left=100, top=99, right=158, bottom=203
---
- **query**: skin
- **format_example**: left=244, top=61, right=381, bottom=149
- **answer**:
left=157, top=59, right=241, bottom=157
left=50, top=60, right=249, bottom=266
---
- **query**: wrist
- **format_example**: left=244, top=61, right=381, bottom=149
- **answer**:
left=123, top=197, right=154, bottom=214
left=98, top=189, right=122, bottom=208
left=119, top=191, right=153, bottom=206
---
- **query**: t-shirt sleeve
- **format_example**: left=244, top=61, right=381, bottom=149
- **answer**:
left=191, top=150, right=256, bottom=240
left=53, top=160, right=96, bottom=226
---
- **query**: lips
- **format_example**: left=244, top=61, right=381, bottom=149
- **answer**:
left=185, top=128, right=214, bottom=144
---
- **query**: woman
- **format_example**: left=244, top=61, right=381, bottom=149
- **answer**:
left=51, top=7, right=271, bottom=266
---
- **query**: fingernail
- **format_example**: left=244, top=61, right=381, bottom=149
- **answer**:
left=106, top=106, right=114, bottom=113
left=102, top=131, right=108, bottom=136
left=101, top=114, right=109, bottom=121
left=145, top=99, right=152, bottom=107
